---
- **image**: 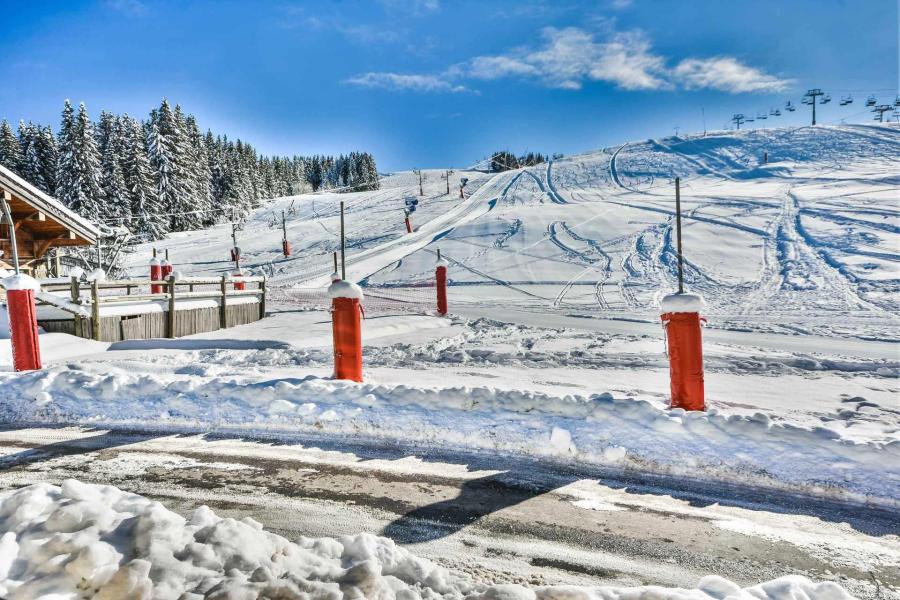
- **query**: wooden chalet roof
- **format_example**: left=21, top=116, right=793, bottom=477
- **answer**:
left=0, top=163, right=99, bottom=246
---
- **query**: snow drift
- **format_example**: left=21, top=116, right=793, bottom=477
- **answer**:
left=0, top=480, right=854, bottom=600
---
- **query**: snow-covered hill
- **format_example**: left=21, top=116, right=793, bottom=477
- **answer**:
left=126, top=124, right=900, bottom=339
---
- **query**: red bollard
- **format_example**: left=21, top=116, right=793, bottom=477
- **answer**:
left=405, top=216, right=412, bottom=233
left=282, top=239, right=292, bottom=257
left=4, top=276, right=42, bottom=371
left=436, top=257, right=448, bottom=316
left=660, top=293, right=705, bottom=411
left=161, top=258, right=172, bottom=279
left=329, top=281, right=363, bottom=382
left=233, top=269, right=245, bottom=291
left=149, top=257, right=162, bottom=294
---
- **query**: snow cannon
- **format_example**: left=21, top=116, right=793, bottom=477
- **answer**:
left=2, top=273, right=42, bottom=371
left=149, top=256, right=163, bottom=294
left=282, top=239, right=292, bottom=257
left=660, top=292, right=706, bottom=411
left=232, top=269, right=246, bottom=291
left=328, top=280, right=364, bottom=382
left=435, top=254, right=449, bottom=316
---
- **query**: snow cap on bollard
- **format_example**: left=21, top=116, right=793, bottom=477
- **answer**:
left=330, top=271, right=342, bottom=283
left=68, top=266, right=85, bottom=280
left=328, top=279, right=364, bottom=382
left=2, top=273, right=42, bottom=371
left=660, top=291, right=705, bottom=412
left=160, top=258, right=173, bottom=278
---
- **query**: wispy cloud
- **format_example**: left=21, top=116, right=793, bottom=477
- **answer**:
left=345, top=26, right=790, bottom=95
left=344, top=72, right=469, bottom=93
left=378, top=0, right=441, bottom=15
left=107, top=0, right=148, bottom=16
left=672, top=57, right=792, bottom=93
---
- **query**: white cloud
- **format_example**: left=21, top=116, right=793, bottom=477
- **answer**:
left=344, top=27, right=789, bottom=95
left=672, top=57, right=791, bottom=93
left=344, top=72, right=468, bottom=93
left=467, top=27, right=668, bottom=91
left=378, top=0, right=440, bottom=15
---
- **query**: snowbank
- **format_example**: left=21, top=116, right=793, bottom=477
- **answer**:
left=1, top=368, right=896, bottom=504
left=0, top=480, right=853, bottom=600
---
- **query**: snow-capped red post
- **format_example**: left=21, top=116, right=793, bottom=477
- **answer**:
left=3, top=274, right=42, bottom=371
left=232, top=268, right=246, bottom=291
left=328, top=280, right=364, bottom=382
left=660, top=293, right=705, bottom=411
left=404, top=211, right=413, bottom=234
left=149, top=250, right=163, bottom=294
left=281, top=210, right=292, bottom=257
left=435, top=249, right=448, bottom=316
left=161, top=249, right=173, bottom=279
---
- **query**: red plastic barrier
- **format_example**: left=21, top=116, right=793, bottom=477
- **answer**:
left=661, top=311, right=705, bottom=411
left=332, top=297, right=363, bottom=382
left=405, top=217, right=412, bottom=233
left=233, top=270, right=245, bottom=291
left=436, top=264, right=448, bottom=316
left=149, top=259, right=162, bottom=294
left=282, top=239, right=292, bottom=257
left=7, top=289, right=42, bottom=371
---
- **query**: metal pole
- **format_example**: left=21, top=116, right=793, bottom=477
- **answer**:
left=282, top=211, right=287, bottom=240
left=437, top=248, right=441, bottom=261
left=675, top=177, right=684, bottom=294
left=812, top=96, right=816, bottom=126
left=333, top=251, right=338, bottom=274
left=0, top=194, right=20, bottom=274
left=340, top=201, right=346, bottom=280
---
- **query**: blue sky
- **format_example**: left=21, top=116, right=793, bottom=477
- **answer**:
left=1, top=0, right=897, bottom=171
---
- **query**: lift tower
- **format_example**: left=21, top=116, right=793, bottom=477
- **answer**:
left=803, top=89, right=825, bottom=125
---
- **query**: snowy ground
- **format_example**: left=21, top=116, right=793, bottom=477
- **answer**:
left=1, top=125, right=898, bottom=598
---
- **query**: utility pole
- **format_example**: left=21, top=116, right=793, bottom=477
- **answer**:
left=803, top=89, right=825, bottom=126
left=281, top=210, right=287, bottom=241
left=731, top=114, right=747, bottom=130
left=416, top=170, right=424, bottom=196
left=444, top=170, right=453, bottom=195
left=701, top=108, right=707, bottom=137
left=675, top=177, right=684, bottom=294
left=339, top=200, right=346, bottom=280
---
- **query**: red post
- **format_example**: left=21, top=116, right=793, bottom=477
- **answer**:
left=149, top=257, right=162, bottom=294
left=660, top=293, right=705, bottom=411
left=436, top=256, right=448, bottom=316
left=5, top=283, right=42, bottom=371
left=233, top=270, right=245, bottom=291
left=161, top=258, right=172, bottom=279
left=329, top=281, right=363, bottom=382
left=282, top=239, right=292, bottom=257
left=405, top=216, right=413, bottom=234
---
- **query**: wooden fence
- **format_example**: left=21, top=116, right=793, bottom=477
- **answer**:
left=33, top=275, right=267, bottom=343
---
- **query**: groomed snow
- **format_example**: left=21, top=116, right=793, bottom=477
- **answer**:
left=0, top=480, right=854, bottom=600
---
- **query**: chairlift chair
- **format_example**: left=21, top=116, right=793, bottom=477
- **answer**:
left=821, top=94, right=831, bottom=104
left=840, top=95, right=853, bottom=106
left=757, top=112, right=767, bottom=120
left=894, top=96, right=900, bottom=107
left=785, top=101, right=796, bottom=111
left=866, top=95, right=877, bottom=107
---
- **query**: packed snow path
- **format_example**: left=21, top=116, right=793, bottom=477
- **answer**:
left=0, top=430, right=896, bottom=599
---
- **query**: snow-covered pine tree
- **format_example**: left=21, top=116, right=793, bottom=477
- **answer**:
left=121, top=115, right=165, bottom=240
left=56, top=101, right=104, bottom=220
left=148, top=100, right=193, bottom=231
left=37, top=125, right=58, bottom=195
left=0, top=119, right=23, bottom=174
left=184, top=115, right=214, bottom=226
left=18, top=121, right=50, bottom=193
left=98, top=113, right=130, bottom=223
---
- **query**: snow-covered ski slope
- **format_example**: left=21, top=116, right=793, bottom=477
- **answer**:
left=127, top=124, right=900, bottom=339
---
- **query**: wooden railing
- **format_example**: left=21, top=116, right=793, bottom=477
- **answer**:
left=35, top=275, right=267, bottom=341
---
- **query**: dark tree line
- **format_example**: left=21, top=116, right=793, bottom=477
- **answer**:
left=489, top=151, right=549, bottom=173
left=0, top=99, right=379, bottom=240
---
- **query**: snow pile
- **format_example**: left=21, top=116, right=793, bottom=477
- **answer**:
left=0, top=480, right=853, bottom=600
left=2, top=367, right=897, bottom=503
left=0, top=274, right=41, bottom=292
left=659, top=292, right=705, bottom=313
left=327, top=280, right=364, bottom=300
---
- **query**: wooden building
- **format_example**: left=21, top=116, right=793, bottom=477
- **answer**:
left=0, top=164, right=99, bottom=276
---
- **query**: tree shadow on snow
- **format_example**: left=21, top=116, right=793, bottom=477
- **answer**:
left=0, top=427, right=164, bottom=470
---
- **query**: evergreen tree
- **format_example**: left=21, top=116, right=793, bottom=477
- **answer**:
left=0, top=119, right=22, bottom=174
left=37, top=126, right=58, bottom=195
left=148, top=99, right=194, bottom=231
left=121, top=115, right=165, bottom=239
left=18, top=121, right=50, bottom=193
left=98, top=114, right=130, bottom=222
left=56, top=101, right=103, bottom=219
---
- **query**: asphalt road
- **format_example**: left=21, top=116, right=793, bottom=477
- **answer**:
left=0, top=427, right=896, bottom=599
